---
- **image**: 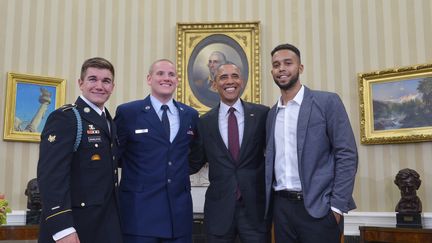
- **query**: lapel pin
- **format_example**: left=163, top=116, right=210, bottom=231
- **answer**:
left=48, top=135, right=56, bottom=142
left=84, top=107, right=90, bottom=113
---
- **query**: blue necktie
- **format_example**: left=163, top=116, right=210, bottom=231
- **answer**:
left=161, top=105, right=170, bottom=139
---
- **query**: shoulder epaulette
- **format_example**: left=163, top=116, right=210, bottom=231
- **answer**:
left=60, top=103, right=77, bottom=111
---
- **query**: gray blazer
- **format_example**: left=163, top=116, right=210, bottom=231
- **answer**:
left=264, top=86, right=358, bottom=218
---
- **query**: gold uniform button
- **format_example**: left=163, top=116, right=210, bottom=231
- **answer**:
left=81, top=203, right=85, bottom=207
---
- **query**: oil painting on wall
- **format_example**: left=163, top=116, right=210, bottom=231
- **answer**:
left=359, top=64, right=432, bottom=144
left=3, top=73, right=66, bottom=142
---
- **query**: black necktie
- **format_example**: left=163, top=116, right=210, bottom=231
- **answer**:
left=161, top=105, right=170, bottom=139
left=228, top=107, right=240, bottom=162
left=101, top=111, right=110, bottom=133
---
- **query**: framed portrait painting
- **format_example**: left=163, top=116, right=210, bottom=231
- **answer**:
left=358, top=63, right=432, bottom=144
left=176, top=21, right=261, bottom=114
left=3, top=72, right=66, bottom=142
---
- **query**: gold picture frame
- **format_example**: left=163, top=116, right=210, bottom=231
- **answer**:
left=176, top=21, right=261, bottom=114
left=358, top=63, right=432, bottom=144
left=3, top=72, right=66, bottom=142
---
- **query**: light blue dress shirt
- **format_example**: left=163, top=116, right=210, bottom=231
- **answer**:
left=150, top=95, right=180, bottom=142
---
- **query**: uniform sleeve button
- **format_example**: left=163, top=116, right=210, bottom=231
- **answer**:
left=81, top=202, right=85, bottom=207
left=95, top=144, right=99, bottom=148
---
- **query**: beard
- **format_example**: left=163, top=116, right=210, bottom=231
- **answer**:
left=273, top=72, right=299, bottom=90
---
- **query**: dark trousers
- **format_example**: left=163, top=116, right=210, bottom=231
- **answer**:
left=123, top=234, right=192, bottom=243
left=207, top=201, right=268, bottom=243
left=273, top=194, right=343, bottom=243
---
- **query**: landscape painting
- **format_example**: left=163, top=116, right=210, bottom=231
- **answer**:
left=358, top=64, right=432, bottom=144
left=372, top=78, right=432, bottom=131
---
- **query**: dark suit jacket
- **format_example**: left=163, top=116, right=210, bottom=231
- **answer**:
left=37, top=97, right=122, bottom=243
left=114, top=96, right=199, bottom=238
left=190, top=100, right=270, bottom=235
left=265, top=86, right=358, bottom=219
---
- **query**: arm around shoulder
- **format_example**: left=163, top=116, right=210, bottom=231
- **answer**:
left=188, top=117, right=207, bottom=175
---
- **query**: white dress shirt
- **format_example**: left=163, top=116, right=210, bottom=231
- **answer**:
left=273, top=85, right=304, bottom=192
left=218, top=99, right=244, bottom=149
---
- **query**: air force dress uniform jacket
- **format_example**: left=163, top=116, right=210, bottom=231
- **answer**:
left=37, top=97, right=122, bottom=243
left=114, top=96, right=199, bottom=239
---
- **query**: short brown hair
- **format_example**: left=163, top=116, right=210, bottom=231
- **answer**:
left=80, top=57, right=115, bottom=80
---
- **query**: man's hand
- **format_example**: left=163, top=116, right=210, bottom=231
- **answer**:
left=57, top=232, right=80, bottom=243
left=333, top=211, right=342, bottom=224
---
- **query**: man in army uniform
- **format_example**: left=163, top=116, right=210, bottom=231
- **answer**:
left=37, top=57, right=122, bottom=243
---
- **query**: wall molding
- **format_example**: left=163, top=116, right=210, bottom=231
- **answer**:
left=345, top=212, right=432, bottom=235
left=5, top=210, right=26, bottom=225
left=7, top=210, right=432, bottom=236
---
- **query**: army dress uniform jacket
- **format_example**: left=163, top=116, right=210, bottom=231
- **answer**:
left=37, top=97, right=122, bottom=243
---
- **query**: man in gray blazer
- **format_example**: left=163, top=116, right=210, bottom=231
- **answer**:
left=265, top=43, right=358, bottom=243
left=190, top=62, right=270, bottom=243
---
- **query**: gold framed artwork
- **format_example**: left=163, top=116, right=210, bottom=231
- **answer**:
left=176, top=21, right=261, bottom=114
left=3, top=72, right=66, bottom=142
left=358, top=63, right=432, bottom=144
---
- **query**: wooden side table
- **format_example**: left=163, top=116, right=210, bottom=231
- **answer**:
left=359, top=226, right=432, bottom=243
left=0, top=225, right=39, bottom=240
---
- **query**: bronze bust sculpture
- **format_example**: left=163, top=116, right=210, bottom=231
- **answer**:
left=24, top=178, right=42, bottom=224
left=25, top=178, right=42, bottom=210
left=394, top=168, right=422, bottom=228
left=394, top=168, right=422, bottom=213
